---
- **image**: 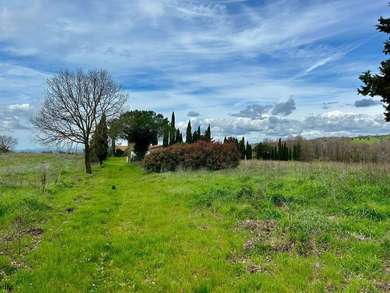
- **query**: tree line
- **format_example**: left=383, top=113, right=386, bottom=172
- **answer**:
left=222, top=136, right=302, bottom=161
left=162, top=113, right=211, bottom=146
left=224, top=135, right=390, bottom=163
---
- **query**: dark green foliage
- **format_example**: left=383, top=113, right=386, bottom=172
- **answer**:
left=169, top=112, right=176, bottom=145
left=205, top=125, right=211, bottom=142
left=255, top=143, right=272, bottom=160
left=245, top=142, right=252, bottom=159
left=292, top=142, right=302, bottom=160
left=239, top=137, right=246, bottom=159
left=171, top=112, right=175, bottom=128
left=254, top=139, right=302, bottom=161
left=114, top=149, right=125, bottom=157
left=186, top=121, right=192, bottom=144
left=236, top=185, right=255, bottom=199
left=91, top=114, right=109, bottom=165
left=224, top=137, right=239, bottom=145
left=175, top=129, right=183, bottom=143
left=358, top=8, right=390, bottom=121
left=163, top=126, right=169, bottom=147
left=143, top=141, right=241, bottom=172
left=107, top=118, right=121, bottom=155
left=193, top=126, right=201, bottom=142
left=119, top=110, right=168, bottom=160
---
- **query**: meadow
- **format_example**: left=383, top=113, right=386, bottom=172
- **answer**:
left=0, top=153, right=389, bottom=292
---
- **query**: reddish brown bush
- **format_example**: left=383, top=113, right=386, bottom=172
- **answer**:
left=143, top=141, right=240, bottom=172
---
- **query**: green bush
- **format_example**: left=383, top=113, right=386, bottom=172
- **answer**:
left=143, top=141, right=240, bottom=172
left=114, top=149, right=126, bottom=157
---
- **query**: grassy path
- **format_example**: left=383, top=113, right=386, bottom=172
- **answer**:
left=10, top=159, right=245, bottom=292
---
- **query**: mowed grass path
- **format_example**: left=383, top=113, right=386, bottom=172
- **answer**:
left=1, top=156, right=389, bottom=292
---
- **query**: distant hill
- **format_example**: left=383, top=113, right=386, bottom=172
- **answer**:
left=352, top=135, right=390, bottom=144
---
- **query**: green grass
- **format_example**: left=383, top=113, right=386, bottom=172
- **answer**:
left=0, top=154, right=389, bottom=292
left=352, top=135, right=390, bottom=144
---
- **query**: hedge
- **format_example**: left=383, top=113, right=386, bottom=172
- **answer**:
left=143, top=141, right=240, bottom=172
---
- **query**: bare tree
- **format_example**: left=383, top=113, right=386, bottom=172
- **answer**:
left=32, top=70, right=126, bottom=173
left=0, top=135, right=17, bottom=153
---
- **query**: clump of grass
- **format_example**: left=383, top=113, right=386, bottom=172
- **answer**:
left=282, top=210, right=335, bottom=255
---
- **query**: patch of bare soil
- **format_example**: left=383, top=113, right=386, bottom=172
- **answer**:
left=26, top=227, right=44, bottom=236
left=239, top=219, right=293, bottom=253
left=375, top=281, right=390, bottom=292
left=229, top=255, right=270, bottom=274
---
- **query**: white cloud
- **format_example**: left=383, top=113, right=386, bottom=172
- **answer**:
left=8, top=103, right=31, bottom=111
left=0, top=0, right=388, bottom=148
left=0, top=103, right=33, bottom=131
left=179, top=111, right=390, bottom=142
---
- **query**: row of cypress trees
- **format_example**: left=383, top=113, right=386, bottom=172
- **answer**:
left=223, top=136, right=252, bottom=160
left=163, top=112, right=211, bottom=146
left=223, top=136, right=302, bottom=161
left=254, top=139, right=302, bottom=161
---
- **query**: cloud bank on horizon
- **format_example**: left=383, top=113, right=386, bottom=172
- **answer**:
left=0, top=0, right=389, bottom=149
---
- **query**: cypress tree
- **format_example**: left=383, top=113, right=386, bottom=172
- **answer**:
left=175, top=129, right=183, bottom=143
left=179, top=132, right=183, bottom=143
left=239, top=137, right=246, bottom=159
left=186, top=121, right=192, bottom=144
left=192, top=130, right=198, bottom=142
left=282, top=142, right=288, bottom=160
left=245, top=142, right=253, bottom=160
left=91, top=113, right=109, bottom=165
left=295, top=142, right=302, bottom=160
left=169, top=112, right=176, bottom=145
left=205, top=124, right=211, bottom=142
left=193, top=126, right=201, bottom=142
left=171, top=112, right=175, bottom=128
left=163, top=126, right=169, bottom=147
left=108, top=118, right=120, bottom=156
left=255, top=143, right=262, bottom=159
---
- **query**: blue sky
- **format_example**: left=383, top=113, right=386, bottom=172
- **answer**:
left=0, top=0, right=389, bottom=150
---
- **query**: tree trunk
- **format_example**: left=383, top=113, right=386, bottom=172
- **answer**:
left=84, top=144, right=92, bottom=174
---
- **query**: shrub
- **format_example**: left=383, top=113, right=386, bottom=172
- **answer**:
left=143, top=141, right=240, bottom=172
left=114, top=149, right=125, bottom=157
